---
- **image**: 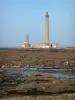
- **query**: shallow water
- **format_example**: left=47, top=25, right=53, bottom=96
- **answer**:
left=0, top=67, right=75, bottom=80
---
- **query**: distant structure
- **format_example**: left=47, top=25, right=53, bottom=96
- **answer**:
left=20, top=34, right=32, bottom=48
left=45, top=12, right=49, bottom=44
left=20, top=12, right=59, bottom=49
left=35, top=12, right=59, bottom=48
left=26, top=34, right=29, bottom=45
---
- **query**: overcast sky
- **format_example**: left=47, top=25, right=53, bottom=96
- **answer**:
left=0, top=0, right=75, bottom=48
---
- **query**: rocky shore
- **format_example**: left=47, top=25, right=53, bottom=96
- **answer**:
left=0, top=48, right=75, bottom=99
left=0, top=93, right=75, bottom=100
left=0, top=48, right=75, bottom=68
left=0, top=70, right=75, bottom=99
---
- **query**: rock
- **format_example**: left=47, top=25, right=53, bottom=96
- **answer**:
left=7, top=75, right=75, bottom=95
left=16, top=82, right=37, bottom=91
left=0, top=78, right=3, bottom=82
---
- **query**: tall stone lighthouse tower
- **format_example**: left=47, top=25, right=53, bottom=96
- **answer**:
left=45, top=12, right=49, bottom=44
left=26, top=34, right=29, bottom=44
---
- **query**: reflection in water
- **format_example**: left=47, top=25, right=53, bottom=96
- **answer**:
left=0, top=67, right=75, bottom=80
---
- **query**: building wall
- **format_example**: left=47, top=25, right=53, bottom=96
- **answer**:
left=51, top=43, right=59, bottom=48
left=35, top=43, right=59, bottom=48
left=20, top=44, right=32, bottom=48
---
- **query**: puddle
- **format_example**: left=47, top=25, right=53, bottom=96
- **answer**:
left=0, top=67, right=75, bottom=80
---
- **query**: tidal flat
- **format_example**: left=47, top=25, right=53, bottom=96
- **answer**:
left=0, top=48, right=75, bottom=67
left=0, top=48, right=75, bottom=100
left=0, top=68, right=75, bottom=100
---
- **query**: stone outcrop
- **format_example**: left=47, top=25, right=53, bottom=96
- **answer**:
left=0, top=49, right=75, bottom=67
